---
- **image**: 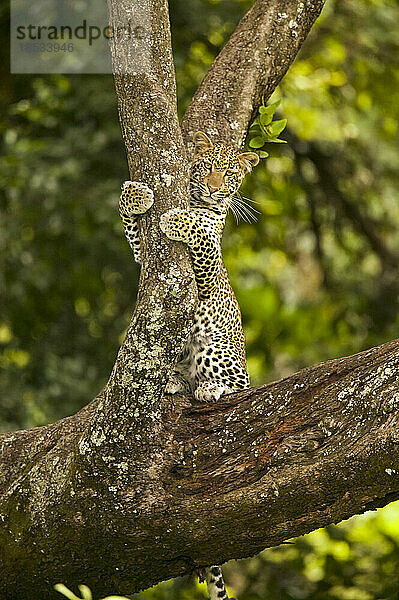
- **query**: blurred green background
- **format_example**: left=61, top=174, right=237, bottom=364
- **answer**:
left=1, top=0, right=399, bottom=597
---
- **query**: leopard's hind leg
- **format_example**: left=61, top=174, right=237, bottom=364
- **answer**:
left=165, top=372, right=190, bottom=395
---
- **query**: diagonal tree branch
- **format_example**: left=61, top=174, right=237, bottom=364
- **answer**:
left=181, top=0, right=326, bottom=149
left=1, top=339, right=398, bottom=597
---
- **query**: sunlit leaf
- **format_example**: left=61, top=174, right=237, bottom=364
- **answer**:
left=268, top=118, right=287, bottom=136
left=79, top=585, right=93, bottom=600
left=54, top=584, right=81, bottom=600
left=249, top=136, right=265, bottom=148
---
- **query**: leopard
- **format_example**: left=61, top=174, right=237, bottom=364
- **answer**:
left=118, top=131, right=259, bottom=600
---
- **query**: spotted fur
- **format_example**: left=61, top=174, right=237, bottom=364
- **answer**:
left=119, top=132, right=259, bottom=600
left=203, top=565, right=236, bottom=600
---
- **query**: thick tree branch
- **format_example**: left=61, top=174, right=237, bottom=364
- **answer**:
left=1, top=340, right=399, bottom=598
left=106, top=0, right=197, bottom=395
left=181, top=0, right=326, bottom=149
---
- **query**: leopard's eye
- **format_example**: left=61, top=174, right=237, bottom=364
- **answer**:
left=226, top=169, right=238, bottom=176
left=203, top=160, right=213, bottom=170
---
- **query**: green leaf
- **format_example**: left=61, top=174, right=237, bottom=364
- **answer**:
left=268, top=118, right=287, bottom=137
left=259, top=111, right=273, bottom=127
left=249, top=124, right=261, bottom=136
left=258, top=150, right=269, bottom=158
left=101, top=596, right=132, bottom=600
left=79, top=585, right=93, bottom=600
left=54, top=585, right=81, bottom=600
left=259, top=99, right=280, bottom=113
left=249, top=136, right=265, bottom=149
left=259, top=102, right=281, bottom=126
left=258, top=121, right=269, bottom=137
left=267, top=137, right=287, bottom=144
left=270, top=99, right=281, bottom=109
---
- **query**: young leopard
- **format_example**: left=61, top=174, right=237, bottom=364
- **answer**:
left=160, top=131, right=259, bottom=402
left=118, top=131, right=259, bottom=600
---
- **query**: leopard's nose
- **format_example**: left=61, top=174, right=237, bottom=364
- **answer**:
left=205, top=170, right=224, bottom=193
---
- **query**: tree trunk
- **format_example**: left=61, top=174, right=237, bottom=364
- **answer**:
left=8, top=0, right=394, bottom=598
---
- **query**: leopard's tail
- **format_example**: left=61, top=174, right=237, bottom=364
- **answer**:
left=205, top=565, right=235, bottom=600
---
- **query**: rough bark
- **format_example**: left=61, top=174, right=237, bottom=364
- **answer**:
left=1, top=340, right=399, bottom=599
left=6, top=0, right=393, bottom=599
left=181, top=0, right=325, bottom=150
left=104, top=0, right=197, bottom=437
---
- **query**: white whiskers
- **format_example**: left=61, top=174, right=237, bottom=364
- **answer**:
left=189, top=178, right=260, bottom=224
left=229, top=192, right=260, bottom=223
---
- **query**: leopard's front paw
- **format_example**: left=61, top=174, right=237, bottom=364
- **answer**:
left=120, top=181, right=154, bottom=216
left=194, top=382, right=232, bottom=403
left=160, top=208, right=192, bottom=243
left=165, top=373, right=190, bottom=395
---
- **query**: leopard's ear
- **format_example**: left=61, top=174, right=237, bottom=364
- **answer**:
left=193, top=131, right=213, bottom=154
left=237, top=152, right=260, bottom=173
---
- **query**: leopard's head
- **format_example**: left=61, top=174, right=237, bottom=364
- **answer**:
left=190, top=131, right=259, bottom=213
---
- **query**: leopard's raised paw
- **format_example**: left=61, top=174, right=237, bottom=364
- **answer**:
left=120, top=181, right=154, bottom=216
left=160, top=208, right=188, bottom=242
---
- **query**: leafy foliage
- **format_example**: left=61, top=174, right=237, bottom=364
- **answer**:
left=0, top=74, right=130, bottom=429
left=249, top=100, right=287, bottom=156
